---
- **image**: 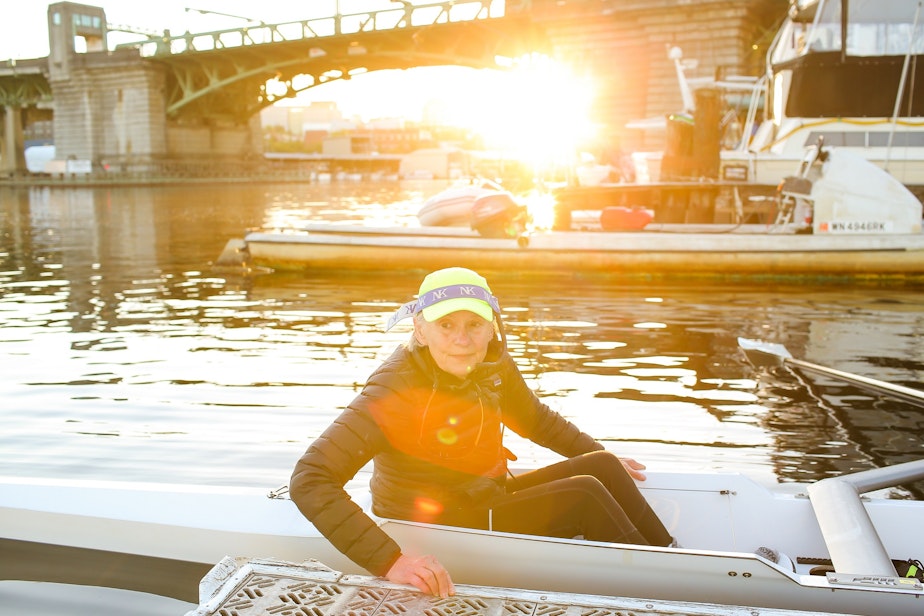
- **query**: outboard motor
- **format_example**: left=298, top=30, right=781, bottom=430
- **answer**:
left=773, top=139, right=827, bottom=231
left=471, top=192, right=527, bottom=238
left=775, top=175, right=814, bottom=231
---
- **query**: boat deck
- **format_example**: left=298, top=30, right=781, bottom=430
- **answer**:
left=186, top=557, right=855, bottom=616
left=552, top=181, right=780, bottom=228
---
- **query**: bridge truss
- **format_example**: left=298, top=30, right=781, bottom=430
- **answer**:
left=129, top=1, right=548, bottom=124
left=0, top=60, right=52, bottom=108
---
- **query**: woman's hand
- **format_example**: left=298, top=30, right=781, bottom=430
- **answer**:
left=620, top=457, right=647, bottom=481
left=385, top=553, right=455, bottom=598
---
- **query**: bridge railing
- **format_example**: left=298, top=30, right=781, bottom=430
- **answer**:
left=124, top=0, right=506, bottom=57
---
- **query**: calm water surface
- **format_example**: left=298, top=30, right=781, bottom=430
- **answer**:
left=3, top=179, right=924, bottom=612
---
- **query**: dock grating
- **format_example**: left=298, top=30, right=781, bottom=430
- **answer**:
left=184, top=558, right=851, bottom=616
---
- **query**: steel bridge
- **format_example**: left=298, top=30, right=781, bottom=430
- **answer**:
left=0, top=0, right=547, bottom=124
left=144, top=1, right=545, bottom=123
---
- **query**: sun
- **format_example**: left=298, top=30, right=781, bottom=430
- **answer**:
left=439, top=56, right=598, bottom=171
left=471, top=56, right=594, bottom=162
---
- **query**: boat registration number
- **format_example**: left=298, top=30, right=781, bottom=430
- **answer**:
left=817, top=220, right=892, bottom=233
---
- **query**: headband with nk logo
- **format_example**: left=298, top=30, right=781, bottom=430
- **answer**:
left=385, top=284, right=501, bottom=331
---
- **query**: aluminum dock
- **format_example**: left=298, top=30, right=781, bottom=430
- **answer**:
left=185, top=557, right=856, bottom=616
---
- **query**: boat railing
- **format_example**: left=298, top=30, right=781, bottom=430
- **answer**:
left=736, top=74, right=768, bottom=155
left=807, top=459, right=924, bottom=576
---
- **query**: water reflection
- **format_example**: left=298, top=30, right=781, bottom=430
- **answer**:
left=1, top=182, right=923, bottom=497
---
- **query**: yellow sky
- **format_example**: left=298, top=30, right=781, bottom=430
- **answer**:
left=0, top=1, right=600, bottom=158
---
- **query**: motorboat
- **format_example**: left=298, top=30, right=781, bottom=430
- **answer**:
left=5, top=340, right=923, bottom=615
left=631, top=1, right=924, bottom=199
left=722, top=0, right=924, bottom=192
left=3, top=461, right=923, bottom=615
left=216, top=146, right=924, bottom=281
left=416, top=178, right=506, bottom=226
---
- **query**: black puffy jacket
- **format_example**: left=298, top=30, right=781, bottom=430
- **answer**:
left=289, top=337, right=601, bottom=576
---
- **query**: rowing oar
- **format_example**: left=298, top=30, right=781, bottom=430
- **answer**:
left=737, top=337, right=924, bottom=405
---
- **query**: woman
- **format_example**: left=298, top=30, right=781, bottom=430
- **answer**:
left=289, top=267, right=672, bottom=598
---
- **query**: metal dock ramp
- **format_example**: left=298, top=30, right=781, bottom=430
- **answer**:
left=185, top=557, right=854, bottom=616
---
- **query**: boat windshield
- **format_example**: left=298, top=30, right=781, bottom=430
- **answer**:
left=804, top=0, right=924, bottom=57
left=771, top=0, right=924, bottom=65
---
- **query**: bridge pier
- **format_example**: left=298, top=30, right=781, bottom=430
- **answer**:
left=46, top=2, right=261, bottom=176
left=0, top=107, right=26, bottom=175
left=49, top=50, right=169, bottom=173
left=165, top=114, right=263, bottom=171
left=47, top=3, right=168, bottom=173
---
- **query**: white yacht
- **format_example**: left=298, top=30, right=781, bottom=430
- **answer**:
left=721, top=0, right=924, bottom=194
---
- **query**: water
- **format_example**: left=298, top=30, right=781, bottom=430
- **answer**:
left=3, top=180, right=924, bottom=485
left=2, top=180, right=924, bottom=612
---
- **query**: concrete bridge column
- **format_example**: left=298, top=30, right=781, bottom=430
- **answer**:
left=50, top=54, right=168, bottom=172
left=47, top=2, right=169, bottom=173
left=0, top=106, right=26, bottom=175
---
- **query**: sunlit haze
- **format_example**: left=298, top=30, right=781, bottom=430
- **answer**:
left=1, top=1, right=602, bottom=162
left=286, top=57, right=598, bottom=165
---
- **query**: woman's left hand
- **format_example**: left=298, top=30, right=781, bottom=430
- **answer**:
left=619, top=457, right=647, bottom=481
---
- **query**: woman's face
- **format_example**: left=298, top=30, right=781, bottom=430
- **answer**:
left=414, top=310, right=494, bottom=379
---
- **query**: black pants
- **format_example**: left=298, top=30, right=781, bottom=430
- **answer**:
left=448, top=450, right=672, bottom=546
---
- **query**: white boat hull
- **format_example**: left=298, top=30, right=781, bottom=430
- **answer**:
left=2, top=467, right=923, bottom=615
left=232, top=224, right=924, bottom=279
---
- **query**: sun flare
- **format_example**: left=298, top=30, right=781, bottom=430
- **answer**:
left=288, top=55, right=599, bottom=177
left=443, top=55, right=598, bottom=170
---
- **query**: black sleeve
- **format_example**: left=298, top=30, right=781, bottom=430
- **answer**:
left=289, top=404, right=401, bottom=577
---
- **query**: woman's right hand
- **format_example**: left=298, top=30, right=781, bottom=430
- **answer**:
left=385, top=553, right=455, bottom=598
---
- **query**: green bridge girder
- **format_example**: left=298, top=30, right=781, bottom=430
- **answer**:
left=0, top=59, right=53, bottom=108
left=0, top=1, right=548, bottom=124
left=150, top=15, right=549, bottom=124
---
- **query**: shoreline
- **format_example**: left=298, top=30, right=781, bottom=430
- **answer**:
left=0, top=174, right=319, bottom=188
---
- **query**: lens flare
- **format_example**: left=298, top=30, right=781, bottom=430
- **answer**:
left=413, top=497, right=444, bottom=517
left=447, top=55, right=598, bottom=175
